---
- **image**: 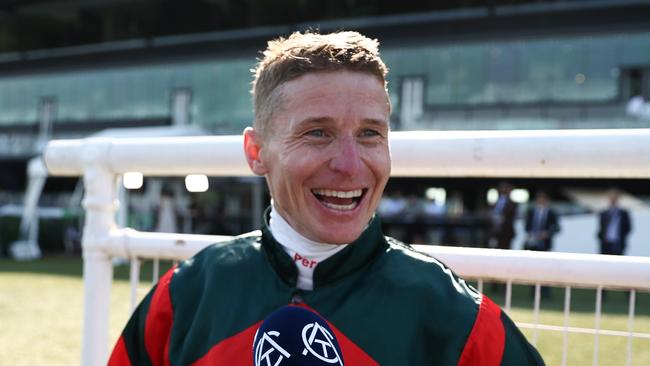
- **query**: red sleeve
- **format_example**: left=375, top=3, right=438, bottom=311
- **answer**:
left=457, top=295, right=506, bottom=366
left=108, top=337, right=132, bottom=366
left=107, top=265, right=176, bottom=366
left=144, top=267, right=176, bottom=366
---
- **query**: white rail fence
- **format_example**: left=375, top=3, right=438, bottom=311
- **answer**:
left=43, top=130, right=650, bottom=366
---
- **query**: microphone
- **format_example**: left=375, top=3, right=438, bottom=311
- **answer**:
left=253, top=305, right=344, bottom=366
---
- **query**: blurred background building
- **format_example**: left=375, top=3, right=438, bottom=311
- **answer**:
left=1, top=0, right=649, bottom=256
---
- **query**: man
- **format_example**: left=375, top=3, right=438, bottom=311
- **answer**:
left=523, top=191, right=560, bottom=299
left=488, top=182, right=518, bottom=250
left=109, top=31, right=543, bottom=365
left=597, top=189, right=632, bottom=256
left=524, top=191, right=560, bottom=253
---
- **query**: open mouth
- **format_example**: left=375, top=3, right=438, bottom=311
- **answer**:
left=312, top=188, right=367, bottom=211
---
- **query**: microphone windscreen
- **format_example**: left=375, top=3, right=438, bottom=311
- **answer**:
left=253, top=305, right=344, bottom=366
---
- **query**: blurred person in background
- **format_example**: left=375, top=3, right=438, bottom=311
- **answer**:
left=597, top=189, right=632, bottom=256
left=524, top=191, right=560, bottom=253
left=377, top=190, right=406, bottom=218
left=488, top=181, right=517, bottom=250
left=154, top=189, right=178, bottom=233
left=524, top=191, right=560, bottom=299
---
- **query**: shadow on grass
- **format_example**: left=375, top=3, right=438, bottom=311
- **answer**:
left=0, top=255, right=174, bottom=282
left=476, top=281, right=650, bottom=316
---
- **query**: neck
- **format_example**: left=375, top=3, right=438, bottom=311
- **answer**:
left=269, top=203, right=348, bottom=290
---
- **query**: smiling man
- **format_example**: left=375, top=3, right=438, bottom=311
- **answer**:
left=244, top=69, right=390, bottom=245
left=109, top=31, right=544, bottom=366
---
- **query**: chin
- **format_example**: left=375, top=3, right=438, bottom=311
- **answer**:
left=327, top=237, right=356, bottom=245
left=317, top=226, right=365, bottom=244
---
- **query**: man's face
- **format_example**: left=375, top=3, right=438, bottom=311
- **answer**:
left=245, top=70, right=391, bottom=244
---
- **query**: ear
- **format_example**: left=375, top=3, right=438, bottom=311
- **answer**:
left=243, top=127, right=268, bottom=176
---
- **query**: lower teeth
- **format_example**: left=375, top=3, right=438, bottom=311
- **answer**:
left=322, top=201, right=356, bottom=211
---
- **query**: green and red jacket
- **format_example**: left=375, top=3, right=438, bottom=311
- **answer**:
left=109, top=211, right=544, bottom=365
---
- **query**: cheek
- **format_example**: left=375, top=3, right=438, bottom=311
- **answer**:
left=274, top=155, right=315, bottom=196
left=280, top=147, right=328, bottom=177
left=367, top=149, right=391, bottom=184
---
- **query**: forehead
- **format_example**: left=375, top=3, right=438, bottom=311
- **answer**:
left=270, top=70, right=390, bottom=130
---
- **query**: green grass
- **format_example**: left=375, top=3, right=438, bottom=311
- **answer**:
left=479, top=283, right=650, bottom=366
left=0, top=257, right=172, bottom=366
left=1, top=257, right=649, bottom=365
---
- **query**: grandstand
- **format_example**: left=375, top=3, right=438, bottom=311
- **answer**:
left=1, top=2, right=650, bottom=247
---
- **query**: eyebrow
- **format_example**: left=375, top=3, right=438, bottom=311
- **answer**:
left=361, top=118, right=390, bottom=128
left=295, top=116, right=332, bottom=127
left=293, top=116, right=389, bottom=130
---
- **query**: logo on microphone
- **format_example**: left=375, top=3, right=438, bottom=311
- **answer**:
left=254, top=331, right=291, bottom=366
left=301, top=322, right=343, bottom=365
left=253, top=306, right=345, bottom=365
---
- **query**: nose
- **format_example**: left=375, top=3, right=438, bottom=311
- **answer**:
left=329, top=135, right=362, bottom=176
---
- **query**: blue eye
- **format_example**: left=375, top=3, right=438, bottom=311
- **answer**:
left=306, top=129, right=326, bottom=137
left=360, top=129, right=380, bottom=137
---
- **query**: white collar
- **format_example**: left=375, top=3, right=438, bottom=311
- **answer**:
left=269, top=202, right=348, bottom=290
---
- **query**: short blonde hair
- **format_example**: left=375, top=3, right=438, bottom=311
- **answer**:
left=251, top=31, right=389, bottom=134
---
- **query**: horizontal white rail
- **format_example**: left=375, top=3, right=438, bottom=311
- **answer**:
left=516, top=323, right=650, bottom=339
left=390, top=129, right=650, bottom=178
left=415, top=245, right=650, bottom=290
left=44, top=129, right=650, bottom=178
left=106, top=229, right=650, bottom=291
left=44, top=136, right=247, bottom=177
left=109, top=229, right=232, bottom=260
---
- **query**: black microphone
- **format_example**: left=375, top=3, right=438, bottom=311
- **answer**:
left=253, top=305, right=344, bottom=366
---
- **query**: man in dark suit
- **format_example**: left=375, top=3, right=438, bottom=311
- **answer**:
left=524, top=191, right=560, bottom=299
left=489, top=182, right=518, bottom=250
left=597, top=189, right=632, bottom=256
left=524, top=191, right=560, bottom=252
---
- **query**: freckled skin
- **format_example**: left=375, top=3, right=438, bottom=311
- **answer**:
left=244, top=70, right=391, bottom=244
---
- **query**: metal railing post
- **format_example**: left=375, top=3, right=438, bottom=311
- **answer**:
left=80, top=140, right=118, bottom=366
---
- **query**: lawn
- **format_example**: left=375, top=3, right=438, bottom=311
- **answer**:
left=1, top=257, right=648, bottom=365
left=483, top=284, right=650, bottom=366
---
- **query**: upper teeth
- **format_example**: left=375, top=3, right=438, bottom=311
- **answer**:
left=313, top=189, right=363, bottom=198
